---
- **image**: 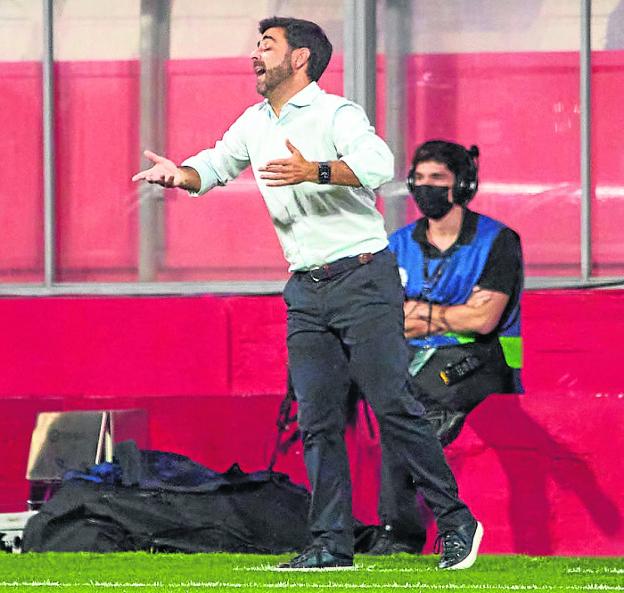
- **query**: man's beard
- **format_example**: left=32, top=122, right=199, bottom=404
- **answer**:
left=256, top=55, right=294, bottom=97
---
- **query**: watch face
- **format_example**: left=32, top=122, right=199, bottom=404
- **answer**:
left=318, top=162, right=331, bottom=184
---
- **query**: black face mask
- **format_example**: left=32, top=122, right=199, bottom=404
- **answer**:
left=411, top=185, right=453, bottom=220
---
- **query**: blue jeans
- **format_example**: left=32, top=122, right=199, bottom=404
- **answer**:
left=284, top=248, right=474, bottom=556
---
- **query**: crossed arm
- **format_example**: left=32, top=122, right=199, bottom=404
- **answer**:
left=403, top=287, right=510, bottom=339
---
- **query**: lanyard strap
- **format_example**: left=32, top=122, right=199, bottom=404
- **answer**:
left=421, top=249, right=455, bottom=302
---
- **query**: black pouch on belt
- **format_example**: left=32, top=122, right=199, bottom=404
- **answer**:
left=409, top=342, right=512, bottom=413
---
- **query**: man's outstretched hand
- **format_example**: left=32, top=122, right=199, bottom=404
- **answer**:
left=132, top=150, right=195, bottom=189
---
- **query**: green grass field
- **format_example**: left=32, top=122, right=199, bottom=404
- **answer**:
left=0, top=553, right=622, bottom=593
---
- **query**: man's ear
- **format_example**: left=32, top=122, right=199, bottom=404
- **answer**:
left=293, top=47, right=310, bottom=71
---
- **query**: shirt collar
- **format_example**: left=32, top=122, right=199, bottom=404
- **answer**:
left=287, top=81, right=322, bottom=107
left=259, top=81, right=322, bottom=115
left=412, top=208, right=478, bottom=257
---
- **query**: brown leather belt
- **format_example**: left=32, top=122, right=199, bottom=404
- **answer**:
left=305, top=252, right=375, bottom=282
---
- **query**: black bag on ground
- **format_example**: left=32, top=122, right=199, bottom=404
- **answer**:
left=22, top=445, right=312, bottom=554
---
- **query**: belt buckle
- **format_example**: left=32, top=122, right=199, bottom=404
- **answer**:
left=309, top=263, right=332, bottom=282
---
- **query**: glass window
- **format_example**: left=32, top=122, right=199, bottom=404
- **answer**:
left=381, top=0, right=583, bottom=278
left=592, top=0, right=624, bottom=277
left=6, top=1, right=620, bottom=289
left=54, top=0, right=141, bottom=282
left=0, top=1, right=44, bottom=283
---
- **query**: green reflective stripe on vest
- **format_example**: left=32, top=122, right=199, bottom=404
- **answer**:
left=444, top=332, right=476, bottom=344
left=500, top=336, right=522, bottom=368
left=442, top=333, right=522, bottom=368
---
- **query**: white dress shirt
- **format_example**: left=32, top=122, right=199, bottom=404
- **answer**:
left=181, top=82, right=394, bottom=271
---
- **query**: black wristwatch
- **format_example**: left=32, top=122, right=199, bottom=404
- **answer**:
left=318, top=161, right=331, bottom=184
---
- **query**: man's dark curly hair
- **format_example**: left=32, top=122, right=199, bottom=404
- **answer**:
left=259, top=16, right=332, bottom=82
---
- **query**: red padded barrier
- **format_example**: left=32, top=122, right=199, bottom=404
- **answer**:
left=0, top=296, right=230, bottom=397
left=0, top=291, right=623, bottom=555
left=0, top=396, right=63, bottom=513
left=222, top=296, right=288, bottom=395
left=523, top=290, right=624, bottom=393
left=343, top=392, right=624, bottom=556
left=457, top=392, right=624, bottom=556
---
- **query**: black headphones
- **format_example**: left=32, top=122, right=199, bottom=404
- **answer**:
left=407, top=143, right=480, bottom=206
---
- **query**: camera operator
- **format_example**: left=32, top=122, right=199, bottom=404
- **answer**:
left=370, top=140, right=523, bottom=555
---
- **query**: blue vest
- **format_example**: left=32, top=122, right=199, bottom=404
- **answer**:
left=388, top=213, right=521, bottom=364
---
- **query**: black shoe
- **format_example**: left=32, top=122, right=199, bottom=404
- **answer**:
left=435, top=520, right=483, bottom=570
left=277, top=545, right=354, bottom=570
left=364, top=526, right=423, bottom=556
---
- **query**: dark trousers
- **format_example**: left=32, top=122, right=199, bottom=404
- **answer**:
left=377, top=408, right=466, bottom=552
left=285, top=249, right=475, bottom=556
left=378, top=342, right=514, bottom=547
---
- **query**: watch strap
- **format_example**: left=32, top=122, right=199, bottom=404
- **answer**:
left=318, top=161, right=331, bottom=184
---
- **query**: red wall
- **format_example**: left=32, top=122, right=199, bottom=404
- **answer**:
left=0, top=290, right=622, bottom=556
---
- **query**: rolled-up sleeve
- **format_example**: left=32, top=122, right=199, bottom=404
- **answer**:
left=332, top=103, right=394, bottom=190
left=181, top=112, right=251, bottom=196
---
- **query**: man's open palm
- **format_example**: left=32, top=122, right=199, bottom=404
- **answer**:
left=132, top=150, right=182, bottom=188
